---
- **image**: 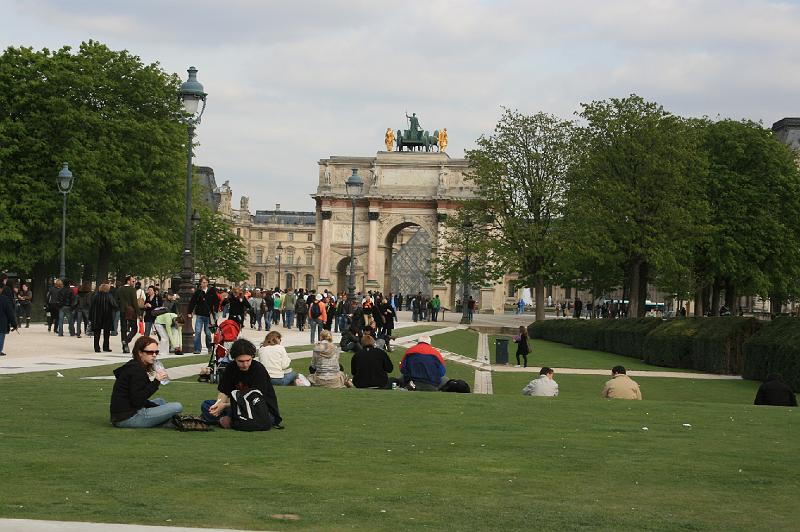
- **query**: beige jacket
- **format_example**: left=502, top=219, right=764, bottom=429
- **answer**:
left=601, top=374, right=642, bottom=400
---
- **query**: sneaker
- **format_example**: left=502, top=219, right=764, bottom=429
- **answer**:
left=122, top=343, right=130, bottom=354
left=0, top=352, right=6, bottom=356
left=515, top=364, right=521, bottom=368
left=76, top=334, right=81, bottom=338
left=193, top=351, right=201, bottom=354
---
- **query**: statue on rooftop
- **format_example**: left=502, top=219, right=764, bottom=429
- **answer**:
left=384, top=128, right=395, bottom=151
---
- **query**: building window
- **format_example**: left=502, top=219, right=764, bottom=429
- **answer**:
left=256, top=249, right=263, bottom=264
left=288, top=232, right=294, bottom=241
left=287, top=250, right=295, bottom=265
left=307, top=233, right=313, bottom=241
left=236, top=228, right=241, bottom=236
left=255, top=273, right=263, bottom=287
left=269, top=232, right=275, bottom=240
left=258, top=231, right=263, bottom=240
left=305, top=248, right=313, bottom=266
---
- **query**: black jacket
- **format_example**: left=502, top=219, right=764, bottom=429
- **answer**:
left=379, top=303, right=396, bottom=329
left=188, top=287, right=217, bottom=317
left=351, top=346, right=393, bottom=388
left=90, top=291, right=118, bottom=330
left=56, top=286, right=74, bottom=308
left=110, top=359, right=161, bottom=423
left=218, top=360, right=282, bottom=426
left=0, top=292, right=17, bottom=334
left=754, top=379, right=798, bottom=407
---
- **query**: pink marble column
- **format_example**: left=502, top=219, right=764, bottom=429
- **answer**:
left=319, top=211, right=332, bottom=283
left=367, top=211, right=379, bottom=285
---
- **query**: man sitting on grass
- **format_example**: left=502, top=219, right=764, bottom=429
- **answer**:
left=754, top=373, right=797, bottom=407
left=399, top=335, right=446, bottom=391
left=601, top=365, right=642, bottom=400
left=201, top=338, right=283, bottom=429
left=522, top=367, right=559, bottom=397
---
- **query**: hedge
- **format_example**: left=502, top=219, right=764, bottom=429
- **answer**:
left=529, top=317, right=762, bottom=374
left=742, top=317, right=800, bottom=392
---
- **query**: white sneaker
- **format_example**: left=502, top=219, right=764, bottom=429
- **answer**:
left=515, top=364, right=521, bottom=368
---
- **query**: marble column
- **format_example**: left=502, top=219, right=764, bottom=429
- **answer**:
left=319, top=210, right=332, bottom=284
left=366, top=211, right=379, bottom=286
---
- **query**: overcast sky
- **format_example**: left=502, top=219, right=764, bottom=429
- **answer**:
left=3, top=0, right=799, bottom=210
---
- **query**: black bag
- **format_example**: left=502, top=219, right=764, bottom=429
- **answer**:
left=310, top=302, right=322, bottom=319
left=172, top=415, right=212, bottom=431
left=230, top=389, right=272, bottom=431
left=440, top=379, right=471, bottom=393
left=151, top=306, right=169, bottom=317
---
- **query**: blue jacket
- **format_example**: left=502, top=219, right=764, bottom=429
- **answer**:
left=400, top=343, right=446, bottom=386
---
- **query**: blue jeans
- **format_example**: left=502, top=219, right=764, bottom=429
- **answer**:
left=114, top=398, right=183, bottom=428
left=193, top=315, right=212, bottom=353
left=271, top=371, right=298, bottom=386
left=284, top=310, right=294, bottom=329
left=144, top=320, right=154, bottom=337
left=58, top=307, right=75, bottom=336
left=309, top=318, right=324, bottom=343
left=201, top=399, right=228, bottom=424
left=262, top=310, right=272, bottom=330
left=73, top=309, right=89, bottom=334
left=112, top=310, right=120, bottom=334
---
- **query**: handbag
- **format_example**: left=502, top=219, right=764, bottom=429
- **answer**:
left=172, top=415, right=212, bottom=432
left=138, top=320, right=145, bottom=335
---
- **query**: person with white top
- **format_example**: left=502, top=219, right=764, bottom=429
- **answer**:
left=522, top=367, right=559, bottom=397
left=257, top=330, right=298, bottom=386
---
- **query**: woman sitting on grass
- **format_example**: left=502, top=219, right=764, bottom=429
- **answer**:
left=350, top=333, right=394, bottom=389
left=109, top=336, right=182, bottom=428
left=309, top=329, right=352, bottom=388
left=258, top=331, right=298, bottom=386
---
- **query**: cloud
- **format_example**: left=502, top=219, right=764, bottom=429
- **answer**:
left=3, top=0, right=800, bottom=210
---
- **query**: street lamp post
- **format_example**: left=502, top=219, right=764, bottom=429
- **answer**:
left=345, top=168, right=364, bottom=303
left=56, top=162, right=75, bottom=280
left=276, top=242, right=283, bottom=290
left=177, top=66, right=208, bottom=354
left=460, top=218, right=473, bottom=325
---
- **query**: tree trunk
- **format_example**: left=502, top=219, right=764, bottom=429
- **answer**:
left=694, top=288, right=704, bottom=317
left=534, top=276, right=545, bottom=322
left=628, top=259, right=642, bottom=318
left=710, top=277, right=721, bottom=317
left=636, top=261, right=648, bottom=318
left=724, top=278, right=736, bottom=311
left=96, top=239, right=112, bottom=289
left=30, top=262, right=51, bottom=322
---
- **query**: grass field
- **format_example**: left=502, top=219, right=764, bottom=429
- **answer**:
left=0, top=363, right=797, bottom=531
left=431, top=329, right=479, bottom=358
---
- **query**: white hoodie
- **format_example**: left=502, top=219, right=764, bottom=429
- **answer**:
left=522, top=374, right=559, bottom=397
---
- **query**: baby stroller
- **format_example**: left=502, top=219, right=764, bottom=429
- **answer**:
left=198, top=318, right=241, bottom=383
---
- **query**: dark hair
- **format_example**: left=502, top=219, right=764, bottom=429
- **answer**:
left=612, top=365, right=626, bottom=375
left=766, top=373, right=783, bottom=382
left=539, top=367, right=553, bottom=376
left=125, top=275, right=133, bottom=283
left=230, top=338, right=257, bottom=359
left=132, top=336, right=158, bottom=370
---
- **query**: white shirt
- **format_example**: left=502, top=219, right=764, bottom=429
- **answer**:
left=257, top=345, right=293, bottom=378
left=522, top=375, right=559, bottom=397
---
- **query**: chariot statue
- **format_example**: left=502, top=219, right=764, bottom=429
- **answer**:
left=394, top=112, right=442, bottom=152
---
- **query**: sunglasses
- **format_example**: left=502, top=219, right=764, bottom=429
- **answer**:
left=142, top=349, right=159, bottom=355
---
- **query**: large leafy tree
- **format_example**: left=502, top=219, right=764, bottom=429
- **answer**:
left=695, top=119, right=800, bottom=315
left=0, top=41, right=186, bottom=305
left=565, top=95, right=707, bottom=317
left=460, top=109, right=577, bottom=321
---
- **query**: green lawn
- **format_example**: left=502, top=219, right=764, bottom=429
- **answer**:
left=392, top=323, right=448, bottom=338
left=487, top=335, right=698, bottom=372
left=0, top=366, right=797, bottom=531
left=431, top=329, right=479, bottom=358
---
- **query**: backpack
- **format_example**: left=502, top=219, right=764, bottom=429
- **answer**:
left=440, top=379, right=471, bottom=393
left=230, top=389, right=273, bottom=431
left=310, top=302, right=322, bottom=319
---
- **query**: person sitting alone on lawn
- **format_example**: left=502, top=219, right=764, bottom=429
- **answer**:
left=754, top=373, right=798, bottom=407
left=522, top=367, right=559, bottom=397
left=399, top=335, right=446, bottom=391
left=351, top=333, right=394, bottom=389
left=202, top=338, right=283, bottom=429
left=601, top=365, right=642, bottom=400
left=109, top=336, right=183, bottom=428
left=308, top=329, right=352, bottom=388
left=258, top=331, right=299, bottom=386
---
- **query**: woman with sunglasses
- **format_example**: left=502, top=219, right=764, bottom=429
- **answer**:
left=110, top=335, right=183, bottom=428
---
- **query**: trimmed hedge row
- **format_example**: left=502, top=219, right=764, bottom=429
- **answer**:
left=528, top=317, right=763, bottom=375
left=742, top=317, right=800, bottom=392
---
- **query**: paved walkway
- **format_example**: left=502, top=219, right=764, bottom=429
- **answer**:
left=0, top=519, right=269, bottom=532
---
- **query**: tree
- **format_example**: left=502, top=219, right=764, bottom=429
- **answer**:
left=695, top=119, right=800, bottom=315
left=565, top=95, right=707, bottom=317
left=192, top=208, right=249, bottom=283
left=0, top=41, right=186, bottom=307
left=462, top=109, right=578, bottom=321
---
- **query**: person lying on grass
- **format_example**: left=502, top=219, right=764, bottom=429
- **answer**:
left=601, top=365, right=642, bottom=400
left=202, top=338, right=283, bottom=429
left=109, top=336, right=183, bottom=428
left=522, top=367, right=559, bottom=397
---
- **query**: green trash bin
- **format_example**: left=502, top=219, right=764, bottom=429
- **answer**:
left=495, top=338, right=509, bottom=365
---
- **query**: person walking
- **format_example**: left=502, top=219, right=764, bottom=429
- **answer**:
left=73, top=282, right=93, bottom=338
left=142, top=285, right=163, bottom=337
left=431, top=295, right=441, bottom=322
left=283, top=289, right=297, bottom=330
left=117, top=276, right=139, bottom=353
left=379, top=296, right=397, bottom=351
left=513, top=325, right=530, bottom=368
left=0, top=283, right=17, bottom=356
left=308, top=294, right=327, bottom=343
left=89, top=282, right=117, bottom=353
left=295, top=293, right=308, bottom=331
left=16, top=282, right=32, bottom=328
left=56, top=279, right=76, bottom=337
left=46, top=280, right=60, bottom=332
left=187, top=276, right=216, bottom=354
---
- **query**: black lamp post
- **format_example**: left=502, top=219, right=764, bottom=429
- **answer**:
left=276, top=242, right=283, bottom=290
left=56, top=162, right=75, bottom=280
left=345, top=168, right=364, bottom=303
left=460, top=218, right=473, bottom=324
left=177, top=66, right=207, bottom=354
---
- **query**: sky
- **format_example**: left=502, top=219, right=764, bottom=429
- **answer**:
left=3, top=0, right=800, bottom=211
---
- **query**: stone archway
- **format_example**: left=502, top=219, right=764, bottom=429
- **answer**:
left=383, top=222, right=432, bottom=296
